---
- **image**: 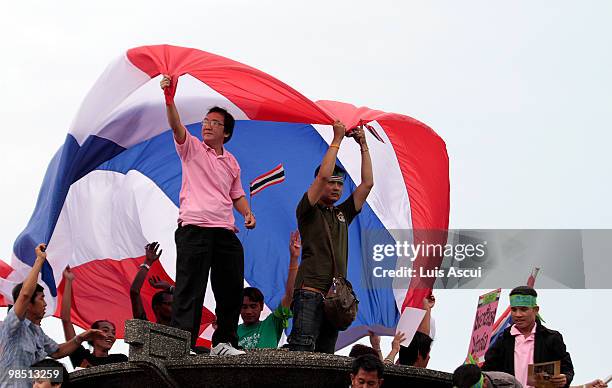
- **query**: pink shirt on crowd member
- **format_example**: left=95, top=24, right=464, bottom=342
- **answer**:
left=175, top=133, right=245, bottom=232
left=511, top=323, right=536, bottom=388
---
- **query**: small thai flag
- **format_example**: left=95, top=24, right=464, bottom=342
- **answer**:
left=250, top=164, right=286, bottom=196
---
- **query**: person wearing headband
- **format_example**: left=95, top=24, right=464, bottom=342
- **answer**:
left=482, top=286, right=574, bottom=388
left=287, top=121, right=373, bottom=353
left=454, top=364, right=608, bottom=388
left=453, top=363, right=523, bottom=388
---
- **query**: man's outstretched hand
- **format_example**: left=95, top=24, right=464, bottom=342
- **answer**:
left=145, top=242, right=163, bottom=265
left=35, top=243, right=47, bottom=263
left=80, top=329, right=107, bottom=342
left=348, top=125, right=367, bottom=147
left=332, top=120, right=346, bottom=143
left=63, top=266, right=75, bottom=282
left=148, top=275, right=172, bottom=291
left=160, top=75, right=171, bottom=90
left=244, top=212, right=256, bottom=229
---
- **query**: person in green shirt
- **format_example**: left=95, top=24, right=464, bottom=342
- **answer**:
left=237, top=231, right=300, bottom=349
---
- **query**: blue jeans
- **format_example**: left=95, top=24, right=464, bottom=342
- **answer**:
left=287, top=289, right=338, bottom=353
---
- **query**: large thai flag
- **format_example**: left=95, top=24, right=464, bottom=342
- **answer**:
left=0, top=45, right=449, bottom=348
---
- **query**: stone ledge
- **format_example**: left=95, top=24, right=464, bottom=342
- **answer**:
left=70, top=350, right=452, bottom=388
left=69, top=320, right=452, bottom=387
left=124, top=319, right=190, bottom=361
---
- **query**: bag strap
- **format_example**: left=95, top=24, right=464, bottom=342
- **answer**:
left=321, top=210, right=338, bottom=278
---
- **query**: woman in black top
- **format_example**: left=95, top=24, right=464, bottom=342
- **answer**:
left=60, top=266, right=128, bottom=368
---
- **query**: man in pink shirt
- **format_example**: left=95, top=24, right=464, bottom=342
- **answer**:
left=483, top=286, right=574, bottom=388
left=160, top=75, right=255, bottom=356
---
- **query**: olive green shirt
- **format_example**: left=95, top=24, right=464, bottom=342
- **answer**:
left=294, top=192, right=359, bottom=292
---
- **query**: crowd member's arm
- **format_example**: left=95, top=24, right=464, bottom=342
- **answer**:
left=368, top=331, right=384, bottom=361
left=384, top=331, right=406, bottom=364
left=281, top=231, right=301, bottom=308
left=307, top=120, right=346, bottom=206
left=50, top=329, right=106, bottom=359
left=571, top=380, right=608, bottom=388
left=13, top=243, right=47, bottom=320
left=233, top=196, right=256, bottom=229
left=130, top=242, right=162, bottom=319
left=160, top=75, right=187, bottom=144
left=417, top=294, right=435, bottom=335
left=60, top=266, right=78, bottom=341
left=348, top=125, right=374, bottom=212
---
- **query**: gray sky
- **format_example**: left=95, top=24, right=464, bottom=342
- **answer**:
left=1, top=0, right=611, bottom=382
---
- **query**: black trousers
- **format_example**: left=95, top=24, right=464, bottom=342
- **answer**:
left=171, top=225, right=244, bottom=348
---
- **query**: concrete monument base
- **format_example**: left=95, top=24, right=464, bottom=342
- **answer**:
left=68, top=320, right=452, bottom=388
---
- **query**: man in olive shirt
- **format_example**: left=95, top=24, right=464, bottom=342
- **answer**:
left=287, top=121, right=373, bottom=353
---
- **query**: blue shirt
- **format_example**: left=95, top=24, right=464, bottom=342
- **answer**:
left=0, top=308, right=59, bottom=388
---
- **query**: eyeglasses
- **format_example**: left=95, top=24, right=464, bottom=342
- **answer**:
left=202, top=118, right=225, bottom=128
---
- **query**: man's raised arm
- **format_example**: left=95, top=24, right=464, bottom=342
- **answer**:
left=130, top=242, right=163, bottom=319
left=160, top=75, right=187, bottom=144
left=281, top=231, right=301, bottom=308
left=60, top=266, right=77, bottom=341
left=349, top=125, right=373, bottom=212
left=13, top=243, right=47, bottom=320
left=307, top=120, right=346, bottom=205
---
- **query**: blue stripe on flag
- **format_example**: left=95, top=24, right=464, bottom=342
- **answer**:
left=13, top=134, right=125, bottom=296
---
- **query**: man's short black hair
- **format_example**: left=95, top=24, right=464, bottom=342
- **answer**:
left=243, top=287, right=264, bottom=305
left=314, top=164, right=347, bottom=179
left=398, top=332, right=433, bottom=366
left=31, top=358, right=71, bottom=387
left=152, top=290, right=173, bottom=309
left=12, top=282, right=44, bottom=304
left=351, top=354, right=384, bottom=379
left=349, top=344, right=380, bottom=358
left=452, top=364, right=483, bottom=388
left=510, top=285, right=538, bottom=297
left=91, top=319, right=115, bottom=330
left=208, top=106, right=235, bottom=143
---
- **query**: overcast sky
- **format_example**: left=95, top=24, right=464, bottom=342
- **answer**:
left=1, top=0, right=611, bottom=383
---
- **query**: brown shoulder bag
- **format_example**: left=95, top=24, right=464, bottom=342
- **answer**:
left=321, top=213, right=359, bottom=331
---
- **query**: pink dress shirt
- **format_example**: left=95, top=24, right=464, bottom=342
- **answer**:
left=175, top=133, right=245, bottom=232
left=511, top=323, right=536, bottom=388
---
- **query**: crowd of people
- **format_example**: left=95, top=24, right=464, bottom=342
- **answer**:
left=0, top=75, right=608, bottom=387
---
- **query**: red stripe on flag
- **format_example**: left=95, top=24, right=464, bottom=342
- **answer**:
left=53, top=257, right=214, bottom=340
left=126, top=45, right=334, bottom=124
left=0, top=260, right=13, bottom=279
left=0, top=260, right=14, bottom=306
left=491, top=307, right=511, bottom=333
